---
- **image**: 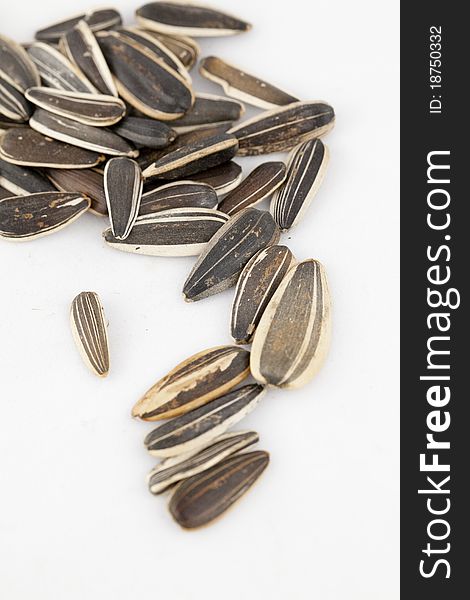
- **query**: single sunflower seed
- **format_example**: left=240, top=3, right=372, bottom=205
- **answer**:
left=218, top=161, right=287, bottom=216
left=0, top=33, right=40, bottom=92
left=113, top=116, right=176, bottom=149
left=0, top=191, right=90, bottom=241
left=229, top=101, right=335, bottom=156
left=251, top=259, right=331, bottom=389
left=0, top=158, right=56, bottom=195
left=189, top=160, right=242, bottom=195
left=0, top=78, right=32, bottom=123
left=271, top=138, right=329, bottom=230
left=183, top=207, right=280, bottom=302
left=200, top=56, right=298, bottom=110
left=139, top=181, right=218, bottom=215
left=47, top=167, right=107, bottom=215
left=133, top=345, right=250, bottom=421
left=104, top=157, right=143, bottom=240
left=169, top=450, right=269, bottom=529
left=144, top=384, right=265, bottom=458
left=70, top=291, right=110, bottom=377
left=172, top=93, right=244, bottom=132
left=136, top=1, right=252, bottom=37
left=144, top=31, right=200, bottom=70
left=35, top=8, right=122, bottom=43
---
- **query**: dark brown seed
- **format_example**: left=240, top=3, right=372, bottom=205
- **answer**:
left=169, top=450, right=269, bottom=529
left=0, top=158, right=56, bottom=195
left=183, top=208, right=280, bottom=302
left=47, top=167, right=107, bottom=215
left=35, top=8, right=122, bottom=42
left=104, top=157, right=143, bottom=239
left=173, top=93, right=244, bottom=131
left=113, top=116, right=176, bottom=149
left=0, top=78, right=32, bottom=123
left=0, top=33, right=40, bottom=92
left=0, top=186, right=12, bottom=199
left=199, top=56, right=298, bottom=109
left=229, top=101, right=335, bottom=156
left=189, top=161, right=242, bottom=195
left=218, top=161, right=286, bottom=215
left=139, top=181, right=218, bottom=216
left=0, top=191, right=90, bottom=241
left=144, top=31, right=199, bottom=70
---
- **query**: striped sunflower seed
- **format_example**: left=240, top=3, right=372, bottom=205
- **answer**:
left=199, top=56, right=298, bottom=110
left=229, top=101, right=335, bottom=156
left=25, top=87, right=126, bottom=127
left=0, top=78, right=32, bottom=123
left=103, top=207, right=228, bottom=256
left=113, top=116, right=176, bottom=149
left=169, top=450, right=269, bottom=529
left=218, top=161, right=287, bottom=216
left=0, top=158, right=56, bottom=195
left=70, top=291, right=110, bottom=377
left=189, top=160, right=242, bottom=195
left=183, top=207, right=280, bottom=302
left=144, top=31, right=200, bottom=70
left=104, top=157, right=143, bottom=240
left=97, top=31, right=194, bottom=121
left=47, top=167, right=107, bottom=216
left=136, top=2, right=252, bottom=37
left=144, top=384, right=265, bottom=458
left=35, top=8, right=122, bottom=43
left=271, top=138, right=329, bottom=231
left=139, top=181, right=218, bottom=216
left=251, top=259, right=331, bottom=389
left=148, top=430, right=259, bottom=494
left=29, top=109, right=137, bottom=157
left=0, top=127, right=105, bottom=169
left=133, top=345, right=250, bottom=421
left=172, top=93, right=244, bottom=132
left=231, top=245, right=295, bottom=345
left=0, top=191, right=90, bottom=241
left=0, top=33, right=40, bottom=92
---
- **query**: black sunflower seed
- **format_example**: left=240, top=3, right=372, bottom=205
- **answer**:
left=0, top=33, right=40, bottom=92
left=47, top=167, right=107, bottom=215
left=142, top=30, right=199, bottom=70
left=172, top=93, right=243, bottom=131
left=189, top=160, right=242, bottom=195
left=0, top=78, right=32, bottom=123
left=0, top=158, right=56, bottom=195
left=113, top=116, right=176, bottom=149
left=35, top=8, right=122, bottom=43
left=139, top=181, right=218, bottom=216
left=104, top=157, right=143, bottom=240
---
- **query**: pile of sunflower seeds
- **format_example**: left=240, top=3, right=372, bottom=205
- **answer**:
left=0, top=1, right=334, bottom=530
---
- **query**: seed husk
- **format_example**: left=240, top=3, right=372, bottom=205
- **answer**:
left=0, top=78, right=32, bottom=123
left=144, top=384, right=265, bottom=458
left=172, top=93, right=244, bottom=132
left=0, top=186, right=12, bottom=199
left=0, top=127, right=105, bottom=169
left=139, top=181, right=218, bottom=215
left=103, top=207, right=228, bottom=256
left=97, top=31, right=194, bottom=121
left=35, top=8, right=122, bottom=43
left=218, top=161, right=287, bottom=216
left=29, top=108, right=137, bottom=157
left=148, top=430, right=259, bottom=494
left=251, top=259, right=331, bottom=388
left=25, top=87, right=126, bottom=127
left=231, top=245, right=295, bottom=345
left=27, top=42, right=97, bottom=93
left=189, top=160, right=242, bottom=195
left=0, top=191, right=90, bottom=241
left=133, top=345, right=250, bottom=421
left=144, top=31, right=200, bottom=70
left=229, top=101, right=335, bottom=156
left=47, top=167, right=107, bottom=215
left=199, top=56, right=298, bottom=110
left=113, top=116, right=176, bottom=149
left=169, top=450, right=269, bottom=529
left=70, top=291, right=110, bottom=377
left=0, top=158, right=56, bottom=195
left=104, top=157, right=143, bottom=240
left=183, top=207, right=280, bottom=302
left=0, top=33, right=40, bottom=92
left=136, top=1, right=252, bottom=37
left=271, top=138, right=329, bottom=230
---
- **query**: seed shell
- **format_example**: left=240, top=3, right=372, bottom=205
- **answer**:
left=70, top=291, right=110, bottom=377
left=0, top=78, right=32, bottom=123
left=139, top=181, right=218, bottom=215
left=169, top=450, right=269, bottom=529
left=104, top=157, right=143, bottom=240
left=35, top=8, right=122, bottom=42
left=144, top=384, right=265, bottom=458
left=133, top=345, right=250, bottom=421
left=229, top=101, right=335, bottom=156
left=183, top=207, right=280, bottom=302
left=0, top=158, right=56, bottom=195
left=189, top=160, right=242, bottom=194
left=148, top=430, right=259, bottom=494
left=145, top=31, right=200, bottom=70
left=173, top=93, right=244, bottom=131
left=0, top=186, right=12, bottom=199
left=47, top=167, right=107, bottom=215
left=0, top=191, right=90, bottom=241
left=0, top=33, right=40, bottom=92
left=113, top=116, right=176, bottom=149
left=271, top=138, right=329, bottom=230
left=251, top=259, right=331, bottom=388
left=218, top=161, right=287, bottom=215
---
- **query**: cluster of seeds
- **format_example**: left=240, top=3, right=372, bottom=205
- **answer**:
left=0, top=1, right=335, bottom=529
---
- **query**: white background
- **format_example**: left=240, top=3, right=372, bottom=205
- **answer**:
left=0, top=1, right=400, bottom=598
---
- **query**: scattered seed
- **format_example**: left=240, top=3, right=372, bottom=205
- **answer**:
left=0, top=158, right=56, bottom=195
left=144, top=30, right=200, bottom=70
left=139, top=181, right=218, bottom=215
left=35, top=8, right=122, bottom=42
left=0, top=33, right=40, bottom=92
left=104, top=157, right=143, bottom=240
left=47, top=167, right=107, bottom=215
left=113, top=116, right=176, bottom=149
left=172, top=93, right=244, bottom=132
left=0, top=78, right=32, bottom=123
left=189, top=160, right=242, bottom=195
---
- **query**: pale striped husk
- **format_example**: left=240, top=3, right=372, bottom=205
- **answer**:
left=35, top=8, right=122, bottom=42
left=104, top=157, right=143, bottom=240
left=0, top=33, right=40, bottom=92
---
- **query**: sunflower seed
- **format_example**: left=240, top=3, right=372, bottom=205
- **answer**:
left=218, top=161, right=287, bottom=216
left=139, top=181, right=217, bottom=216
left=70, top=291, right=110, bottom=377
left=97, top=31, right=194, bottom=121
left=169, top=450, right=269, bottom=529
left=136, top=2, right=252, bottom=37
left=47, top=167, right=107, bottom=215
left=229, top=101, right=335, bottom=156
left=0, top=78, right=32, bottom=123
left=29, top=109, right=137, bottom=157
left=0, top=186, right=11, bottom=199
left=104, top=157, right=143, bottom=240
left=113, top=116, right=176, bottom=149
left=0, top=191, right=90, bottom=241
left=251, top=259, right=331, bottom=388
left=271, top=138, right=329, bottom=231
left=183, top=208, right=280, bottom=302
left=35, top=8, right=122, bottom=43
left=144, top=384, right=265, bottom=458
left=144, top=31, right=199, bottom=70
left=199, top=56, right=298, bottom=110
left=103, top=207, right=228, bottom=256
left=189, top=160, right=242, bottom=195
left=148, top=430, right=259, bottom=494
left=133, top=345, right=250, bottom=421
left=0, top=127, right=105, bottom=169
left=172, top=93, right=244, bottom=132
left=0, top=33, right=40, bottom=92
left=0, top=158, right=56, bottom=195
left=62, top=20, right=118, bottom=97
left=27, top=42, right=97, bottom=93
left=25, top=87, right=126, bottom=127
